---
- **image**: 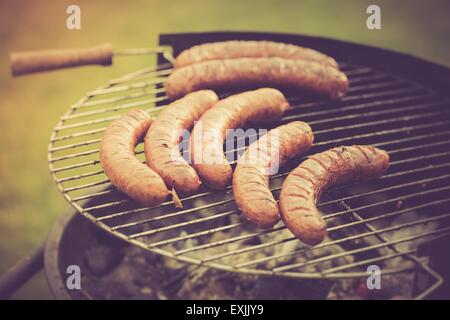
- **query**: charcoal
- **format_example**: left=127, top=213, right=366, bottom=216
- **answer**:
left=84, top=245, right=125, bottom=277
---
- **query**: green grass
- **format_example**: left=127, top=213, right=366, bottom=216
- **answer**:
left=1, top=0, right=449, bottom=299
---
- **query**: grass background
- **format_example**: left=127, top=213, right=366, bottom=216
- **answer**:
left=1, top=0, right=449, bottom=299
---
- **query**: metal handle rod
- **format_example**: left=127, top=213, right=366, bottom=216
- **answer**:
left=0, top=242, right=45, bottom=299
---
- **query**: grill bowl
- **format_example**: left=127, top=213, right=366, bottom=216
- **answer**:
left=48, top=32, right=450, bottom=285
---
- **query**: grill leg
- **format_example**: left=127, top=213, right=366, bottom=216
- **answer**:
left=0, top=242, right=45, bottom=299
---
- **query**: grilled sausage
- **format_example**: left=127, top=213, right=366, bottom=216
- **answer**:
left=174, top=40, right=339, bottom=69
left=279, top=145, right=389, bottom=245
left=233, top=121, right=314, bottom=228
left=165, top=57, right=349, bottom=100
left=144, top=90, right=219, bottom=195
left=191, top=88, right=290, bottom=190
left=99, top=109, right=169, bottom=206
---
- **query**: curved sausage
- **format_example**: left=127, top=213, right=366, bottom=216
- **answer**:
left=279, top=145, right=389, bottom=245
left=144, top=90, right=219, bottom=195
left=99, top=109, right=169, bottom=206
left=174, top=40, right=339, bottom=69
left=165, top=57, right=349, bottom=100
left=190, top=88, right=290, bottom=190
left=233, top=121, right=314, bottom=228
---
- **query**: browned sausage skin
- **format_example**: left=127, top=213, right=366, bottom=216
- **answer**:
left=166, top=58, right=349, bottom=100
left=99, top=109, right=169, bottom=206
left=233, top=121, right=314, bottom=228
left=191, top=88, right=290, bottom=190
left=174, top=40, right=339, bottom=69
left=144, top=90, right=219, bottom=195
left=279, top=145, right=389, bottom=245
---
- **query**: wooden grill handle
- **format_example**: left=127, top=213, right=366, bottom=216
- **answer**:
left=10, top=43, right=113, bottom=76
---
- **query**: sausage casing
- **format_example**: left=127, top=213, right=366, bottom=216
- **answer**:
left=144, top=90, right=219, bottom=195
left=279, top=145, right=389, bottom=245
left=174, top=40, right=339, bottom=69
left=233, top=121, right=314, bottom=228
left=166, top=57, right=349, bottom=100
left=99, top=109, right=169, bottom=206
left=191, top=88, right=290, bottom=190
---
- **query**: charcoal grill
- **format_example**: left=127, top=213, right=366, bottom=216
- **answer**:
left=5, top=32, right=450, bottom=299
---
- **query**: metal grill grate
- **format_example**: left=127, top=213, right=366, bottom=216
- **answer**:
left=48, top=54, right=450, bottom=290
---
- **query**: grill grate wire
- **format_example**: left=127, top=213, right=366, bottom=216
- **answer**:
left=48, top=54, right=450, bottom=296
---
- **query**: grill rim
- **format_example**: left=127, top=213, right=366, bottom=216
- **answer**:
left=47, top=32, right=450, bottom=287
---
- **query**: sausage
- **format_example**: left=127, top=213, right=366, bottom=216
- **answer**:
left=190, top=88, right=290, bottom=190
left=233, top=121, right=314, bottom=228
left=144, top=90, right=219, bottom=195
left=174, top=40, right=339, bottom=69
left=279, top=145, right=389, bottom=245
left=99, top=109, right=169, bottom=206
left=165, top=57, right=348, bottom=100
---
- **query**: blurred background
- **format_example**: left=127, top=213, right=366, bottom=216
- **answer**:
left=0, top=0, right=449, bottom=299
